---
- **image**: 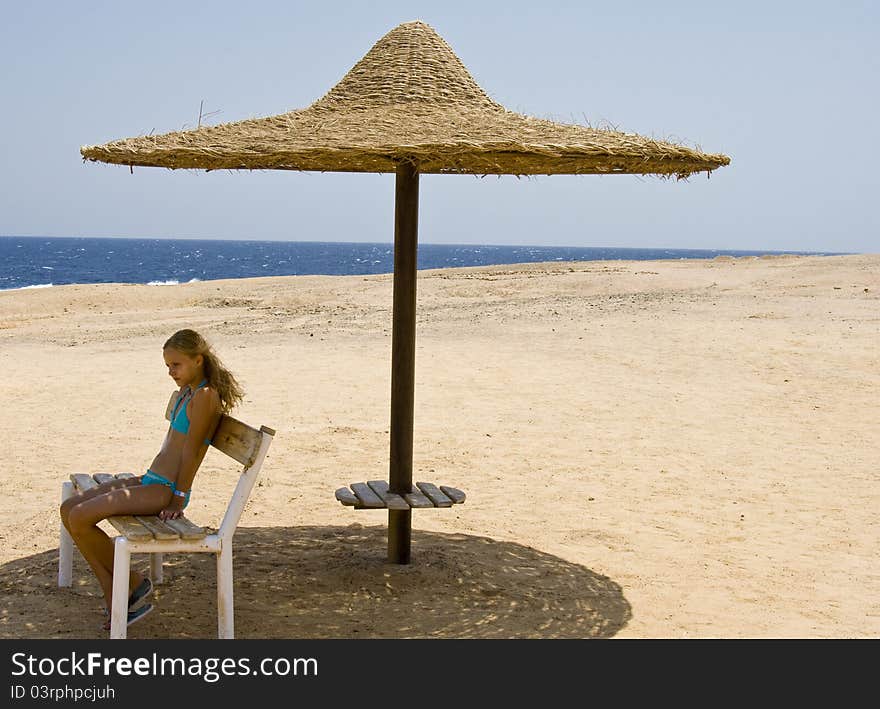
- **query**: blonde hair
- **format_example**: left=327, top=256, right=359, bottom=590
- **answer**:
left=163, top=329, right=244, bottom=414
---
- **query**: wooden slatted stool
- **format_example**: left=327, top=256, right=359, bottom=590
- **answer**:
left=335, top=480, right=466, bottom=510
left=58, top=390, right=275, bottom=639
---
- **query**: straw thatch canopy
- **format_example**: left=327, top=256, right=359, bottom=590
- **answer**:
left=81, top=21, right=729, bottom=179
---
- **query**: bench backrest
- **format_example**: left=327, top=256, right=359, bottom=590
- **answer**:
left=165, top=390, right=275, bottom=539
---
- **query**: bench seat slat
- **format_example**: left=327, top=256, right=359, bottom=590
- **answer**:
left=439, top=486, right=466, bottom=504
left=335, top=487, right=358, bottom=506
left=367, top=480, right=410, bottom=511
left=350, top=482, right=386, bottom=508
left=134, top=516, right=181, bottom=541
left=416, top=482, right=454, bottom=508
left=72, top=472, right=139, bottom=491
left=403, top=486, right=434, bottom=508
left=162, top=517, right=207, bottom=540
left=70, top=473, right=98, bottom=491
left=106, top=516, right=154, bottom=541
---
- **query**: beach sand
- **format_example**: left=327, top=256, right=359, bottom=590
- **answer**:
left=0, top=253, right=877, bottom=639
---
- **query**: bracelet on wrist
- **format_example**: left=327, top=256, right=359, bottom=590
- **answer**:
left=173, top=489, right=189, bottom=498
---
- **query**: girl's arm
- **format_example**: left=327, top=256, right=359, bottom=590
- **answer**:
left=175, top=388, right=222, bottom=495
left=159, top=389, right=221, bottom=520
left=158, top=386, right=222, bottom=521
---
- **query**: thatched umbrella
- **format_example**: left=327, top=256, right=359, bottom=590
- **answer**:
left=82, top=20, right=729, bottom=564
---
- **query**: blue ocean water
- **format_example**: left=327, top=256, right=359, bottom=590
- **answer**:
left=0, top=235, right=843, bottom=291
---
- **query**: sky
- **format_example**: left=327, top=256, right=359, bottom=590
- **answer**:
left=1, top=0, right=877, bottom=253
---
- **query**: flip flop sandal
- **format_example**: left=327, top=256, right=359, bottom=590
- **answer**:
left=101, top=577, right=154, bottom=616
left=102, top=603, right=153, bottom=632
left=128, top=577, right=153, bottom=609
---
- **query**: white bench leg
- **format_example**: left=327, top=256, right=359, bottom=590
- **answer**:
left=110, top=537, right=131, bottom=639
left=58, top=482, right=74, bottom=588
left=217, top=544, right=234, bottom=639
left=150, top=553, right=164, bottom=584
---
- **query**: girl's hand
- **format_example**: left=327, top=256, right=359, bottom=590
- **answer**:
left=159, top=496, right=185, bottom=521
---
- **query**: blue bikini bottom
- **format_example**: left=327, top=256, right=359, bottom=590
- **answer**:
left=141, top=469, right=190, bottom=509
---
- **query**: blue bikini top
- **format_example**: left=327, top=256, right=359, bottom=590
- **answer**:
left=170, top=379, right=211, bottom=444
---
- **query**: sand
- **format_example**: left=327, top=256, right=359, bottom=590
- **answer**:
left=0, top=253, right=877, bottom=639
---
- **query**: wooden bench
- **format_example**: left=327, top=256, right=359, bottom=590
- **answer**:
left=335, top=480, right=465, bottom=510
left=58, top=390, right=275, bottom=639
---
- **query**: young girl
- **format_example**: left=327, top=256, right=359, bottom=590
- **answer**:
left=60, top=328, right=244, bottom=631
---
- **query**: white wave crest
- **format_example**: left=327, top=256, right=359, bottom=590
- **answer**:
left=0, top=283, right=54, bottom=291
left=147, top=278, right=202, bottom=286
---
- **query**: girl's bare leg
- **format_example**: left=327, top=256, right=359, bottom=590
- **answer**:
left=63, top=483, right=173, bottom=611
left=60, top=478, right=145, bottom=594
left=60, top=477, right=141, bottom=527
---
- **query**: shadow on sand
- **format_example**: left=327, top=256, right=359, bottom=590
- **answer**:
left=1, top=524, right=631, bottom=639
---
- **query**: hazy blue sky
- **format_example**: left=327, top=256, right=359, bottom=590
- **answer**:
left=2, top=1, right=877, bottom=252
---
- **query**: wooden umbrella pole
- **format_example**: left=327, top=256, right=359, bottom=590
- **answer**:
left=388, top=161, right=419, bottom=564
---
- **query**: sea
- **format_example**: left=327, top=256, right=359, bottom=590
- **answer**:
left=0, top=235, right=844, bottom=291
